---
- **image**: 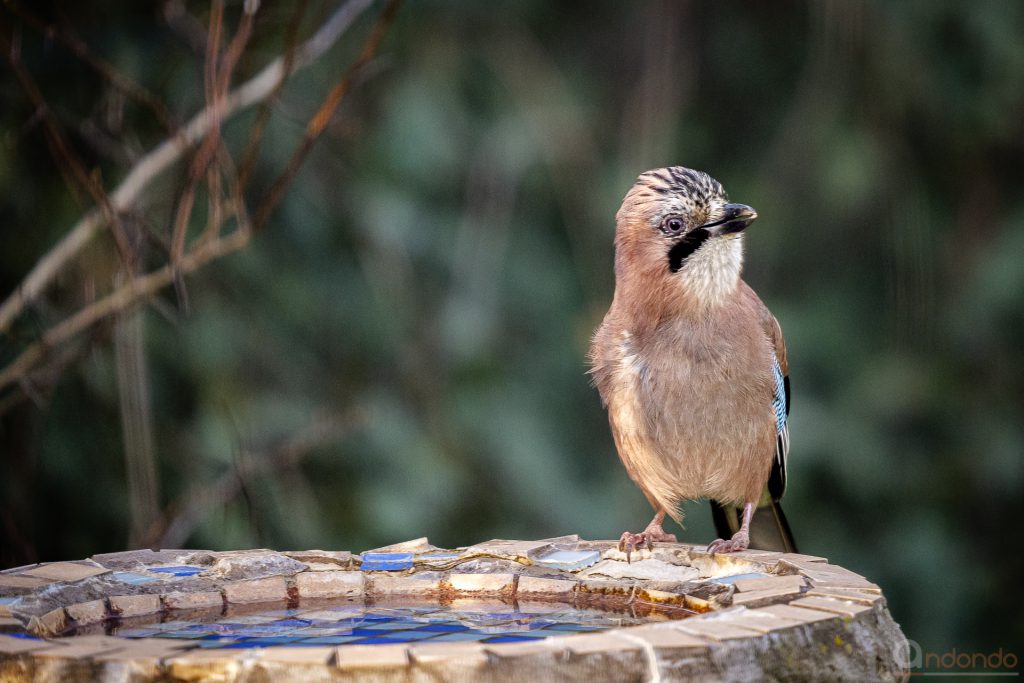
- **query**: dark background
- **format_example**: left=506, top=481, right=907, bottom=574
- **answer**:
left=2, top=0, right=1022, bottom=662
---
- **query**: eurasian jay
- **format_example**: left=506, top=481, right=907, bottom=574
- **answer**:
left=589, top=166, right=796, bottom=557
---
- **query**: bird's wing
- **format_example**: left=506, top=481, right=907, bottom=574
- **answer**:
left=748, top=286, right=790, bottom=501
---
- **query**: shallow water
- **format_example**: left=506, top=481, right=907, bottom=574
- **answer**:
left=76, top=600, right=693, bottom=648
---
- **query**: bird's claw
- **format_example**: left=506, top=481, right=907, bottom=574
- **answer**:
left=707, top=531, right=749, bottom=555
left=617, top=531, right=652, bottom=563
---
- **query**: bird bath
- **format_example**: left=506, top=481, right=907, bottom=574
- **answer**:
left=0, top=536, right=909, bottom=681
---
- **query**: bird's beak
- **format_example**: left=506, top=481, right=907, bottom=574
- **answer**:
left=702, top=203, right=757, bottom=236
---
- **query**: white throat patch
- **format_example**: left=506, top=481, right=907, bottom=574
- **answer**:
left=676, top=235, right=744, bottom=306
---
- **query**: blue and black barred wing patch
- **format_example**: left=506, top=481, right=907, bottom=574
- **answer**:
left=768, top=355, right=790, bottom=501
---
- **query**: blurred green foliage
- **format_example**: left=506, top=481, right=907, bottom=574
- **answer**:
left=2, top=0, right=1023, bottom=660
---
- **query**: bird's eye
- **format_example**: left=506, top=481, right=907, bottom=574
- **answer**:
left=661, top=217, right=685, bottom=235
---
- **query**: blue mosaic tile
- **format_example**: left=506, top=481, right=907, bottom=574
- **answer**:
left=485, top=635, right=545, bottom=643
left=368, top=630, right=439, bottom=643
left=416, top=623, right=470, bottom=632
left=356, top=636, right=410, bottom=645
left=146, top=565, right=203, bottom=577
left=542, top=623, right=605, bottom=632
left=359, top=553, right=414, bottom=571
left=298, top=635, right=367, bottom=645
left=532, top=549, right=601, bottom=571
left=111, top=571, right=161, bottom=585
left=428, top=631, right=492, bottom=642
left=6, top=632, right=42, bottom=640
left=710, top=572, right=772, bottom=585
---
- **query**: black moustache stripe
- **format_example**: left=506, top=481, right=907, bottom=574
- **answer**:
left=667, top=228, right=710, bottom=272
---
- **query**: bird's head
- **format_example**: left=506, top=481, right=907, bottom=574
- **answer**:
left=614, top=166, right=757, bottom=307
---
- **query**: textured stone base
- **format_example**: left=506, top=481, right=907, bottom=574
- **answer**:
left=0, top=537, right=909, bottom=682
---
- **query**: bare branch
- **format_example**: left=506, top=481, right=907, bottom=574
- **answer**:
left=1, top=31, right=135, bottom=268
left=253, top=0, right=402, bottom=231
left=0, top=0, right=377, bottom=333
left=2, top=0, right=179, bottom=133
left=238, top=0, right=309, bottom=189
left=0, top=226, right=250, bottom=393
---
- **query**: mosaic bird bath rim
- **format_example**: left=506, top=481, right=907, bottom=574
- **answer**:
left=0, top=536, right=909, bottom=681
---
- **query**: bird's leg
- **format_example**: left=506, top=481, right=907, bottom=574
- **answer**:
left=618, top=509, right=678, bottom=562
left=707, top=501, right=754, bottom=554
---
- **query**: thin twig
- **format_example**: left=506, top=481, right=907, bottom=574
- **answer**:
left=238, top=0, right=309, bottom=189
left=0, top=227, right=249, bottom=393
left=1, top=31, right=134, bottom=266
left=253, top=0, right=402, bottom=231
left=1, top=0, right=179, bottom=133
left=169, top=0, right=228, bottom=310
left=0, top=0, right=377, bottom=333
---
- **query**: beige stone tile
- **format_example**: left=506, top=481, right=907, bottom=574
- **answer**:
left=110, top=593, right=161, bottom=617
left=282, top=550, right=354, bottom=569
left=558, top=632, right=644, bottom=654
left=20, top=562, right=110, bottom=582
left=56, top=635, right=129, bottom=648
left=755, top=603, right=837, bottom=624
left=485, top=639, right=561, bottom=658
left=802, top=570, right=882, bottom=593
left=465, top=539, right=553, bottom=558
left=714, top=611, right=804, bottom=634
left=28, top=607, right=68, bottom=636
left=0, top=574, right=53, bottom=590
left=0, top=634, right=63, bottom=654
left=731, top=585, right=803, bottom=607
left=448, top=572, right=514, bottom=595
left=733, top=574, right=805, bottom=593
left=34, top=641, right=126, bottom=659
left=515, top=575, right=576, bottom=597
left=410, top=641, right=488, bottom=665
left=294, top=570, right=363, bottom=599
left=334, top=643, right=410, bottom=669
left=778, top=553, right=828, bottom=563
left=676, top=619, right=763, bottom=641
left=369, top=573, right=442, bottom=595
left=223, top=576, right=288, bottom=603
left=724, top=550, right=786, bottom=566
left=621, top=625, right=708, bottom=649
left=790, top=596, right=871, bottom=617
left=259, top=646, right=335, bottom=663
left=94, top=637, right=194, bottom=659
left=165, top=649, right=250, bottom=680
left=365, top=537, right=435, bottom=554
left=162, top=590, right=224, bottom=610
left=805, top=588, right=883, bottom=604
left=65, top=599, right=107, bottom=624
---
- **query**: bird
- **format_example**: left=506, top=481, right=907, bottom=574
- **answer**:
left=588, top=166, right=796, bottom=558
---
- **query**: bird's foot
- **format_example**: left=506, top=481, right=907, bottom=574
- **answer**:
left=707, top=530, right=749, bottom=555
left=617, top=525, right=677, bottom=563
